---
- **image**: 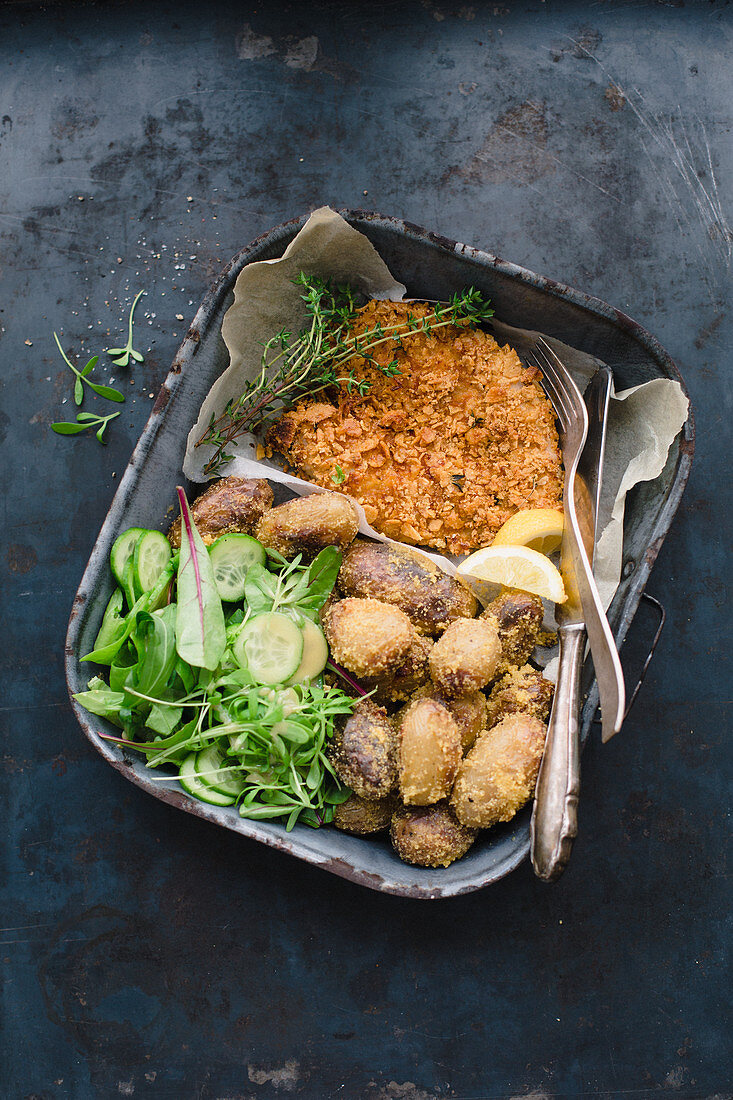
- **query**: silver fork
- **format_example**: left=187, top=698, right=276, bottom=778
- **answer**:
left=525, top=338, right=625, bottom=879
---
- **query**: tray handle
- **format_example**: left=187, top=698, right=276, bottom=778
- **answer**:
left=591, top=592, right=666, bottom=725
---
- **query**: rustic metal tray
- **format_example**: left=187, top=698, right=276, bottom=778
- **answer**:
left=65, top=211, right=694, bottom=898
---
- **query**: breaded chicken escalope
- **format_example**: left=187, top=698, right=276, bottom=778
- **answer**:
left=266, top=300, right=563, bottom=555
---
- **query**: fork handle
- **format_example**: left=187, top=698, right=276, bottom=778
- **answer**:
left=530, top=622, right=584, bottom=882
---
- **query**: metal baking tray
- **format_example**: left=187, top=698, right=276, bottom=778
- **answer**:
left=65, top=211, right=694, bottom=898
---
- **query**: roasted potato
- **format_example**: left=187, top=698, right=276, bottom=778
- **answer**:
left=480, top=589, right=545, bottom=668
left=398, top=697, right=462, bottom=805
left=370, top=634, right=433, bottom=705
left=323, top=597, right=414, bottom=680
left=255, top=491, right=359, bottom=560
left=485, top=664, right=554, bottom=729
left=411, top=684, right=486, bottom=753
left=338, top=539, right=477, bottom=635
left=333, top=793, right=397, bottom=835
left=390, top=802, right=477, bottom=867
left=328, top=697, right=398, bottom=800
left=428, top=618, right=501, bottom=698
left=451, top=714, right=547, bottom=828
left=167, top=476, right=273, bottom=548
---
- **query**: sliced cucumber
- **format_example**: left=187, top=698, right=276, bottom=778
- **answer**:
left=287, top=619, right=329, bottom=685
left=179, top=752, right=236, bottom=806
left=195, top=745, right=247, bottom=797
left=93, top=587, right=125, bottom=651
left=208, top=534, right=266, bottom=602
left=233, top=612, right=304, bottom=685
left=110, top=527, right=146, bottom=588
left=133, top=530, right=172, bottom=595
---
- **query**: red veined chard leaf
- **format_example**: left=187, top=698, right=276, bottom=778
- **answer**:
left=174, top=486, right=226, bottom=671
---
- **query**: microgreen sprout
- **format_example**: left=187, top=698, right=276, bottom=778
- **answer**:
left=51, top=410, right=121, bottom=443
left=106, top=289, right=145, bottom=366
left=53, top=333, right=125, bottom=405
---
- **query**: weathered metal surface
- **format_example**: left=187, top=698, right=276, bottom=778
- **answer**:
left=1, top=1, right=730, bottom=1096
left=64, top=209, right=694, bottom=900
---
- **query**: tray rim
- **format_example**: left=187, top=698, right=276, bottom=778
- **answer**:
left=64, top=208, right=695, bottom=899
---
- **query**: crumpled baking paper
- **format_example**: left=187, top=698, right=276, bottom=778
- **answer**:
left=184, top=206, right=689, bottom=617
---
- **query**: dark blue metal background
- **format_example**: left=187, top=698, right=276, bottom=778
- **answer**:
left=1, top=2, right=730, bottom=1097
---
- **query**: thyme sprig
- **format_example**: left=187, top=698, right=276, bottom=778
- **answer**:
left=196, top=273, right=494, bottom=476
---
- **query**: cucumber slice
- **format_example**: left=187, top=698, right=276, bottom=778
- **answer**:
left=93, top=587, right=125, bottom=651
left=208, top=534, right=266, bottom=602
left=178, top=752, right=236, bottom=806
left=133, top=530, right=172, bottom=595
left=287, top=619, right=329, bottom=685
left=110, top=527, right=146, bottom=588
left=233, top=612, right=304, bottom=686
left=195, top=745, right=247, bottom=797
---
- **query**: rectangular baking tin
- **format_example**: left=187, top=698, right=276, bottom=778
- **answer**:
left=65, top=211, right=694, bottom=899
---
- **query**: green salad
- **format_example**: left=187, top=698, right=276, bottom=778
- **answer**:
left=74, top=487, right=354, bottom=830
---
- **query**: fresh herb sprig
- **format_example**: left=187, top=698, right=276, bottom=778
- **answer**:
left=196, top=274, right=494, bottom=476
left=106, top=289, right=145, bottom=366
left=53, top=333, right=126, bottom=405
left=51, top=410, right=121, bottom=443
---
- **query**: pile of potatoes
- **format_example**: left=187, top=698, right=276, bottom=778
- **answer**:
left=170, top=479, right=554, bottom=869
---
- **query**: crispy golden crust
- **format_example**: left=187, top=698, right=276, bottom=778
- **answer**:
left=167, top=477, right=273, bottom=548
left=398, top=697, right=462, bottom=805
left=333, top=793, right=398, bottom=835
left=337, top=539, right=477, bottom=634
left=428, top=618, right=501, bottom=698
left=485, top=665, right=554, bottom=729
left=323, top=597, right=414, bottom=679
left=480, top=589, right=546, bottom=670
left=255, top=491, right=359, bottom=560
left=390, top=801, right=477, bottom=867
left=369, top=633, right=434, bottom=705
left=266, top=300, right=563, bottom=554
left=451, top=714, right=547, bottom=828
left=410, top=684, right=487, bottom=753
left=328, top=697, right=398, bottom=800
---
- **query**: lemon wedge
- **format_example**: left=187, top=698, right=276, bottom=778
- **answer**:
left=491, top=507, right=565, bottom=555
left=456, top=545, right=567, bottom=605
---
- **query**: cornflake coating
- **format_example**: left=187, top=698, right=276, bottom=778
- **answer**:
left=428, top=618, right=501, bottom=698
left=451, top=714, right=547, bottom=828
left=337, top=538, right=477, bottom=634
left=323, top=597, right=414, bottom=679
left=266, top=300, right=563, bottom=554
left=485, top=665, right=554, bottom=729
left=167, top=476, right=273, bottom=548
left=390, top=802, right=477, bottom=868
left=255, top=491, right=359, bottom=560
left=328, top=697, right=398, bottom=801
left=398, top=697, right=462, bottom=805
left=481, top=588, right=545, bottom=669
left=333, top=793, right=398, bottom=835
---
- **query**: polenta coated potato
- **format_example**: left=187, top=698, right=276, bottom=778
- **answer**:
left=338, top=539, right=478, bottom=634
left=411, top=684, right=486, bottom=752
left=328, top=697, right=398, bottom=800
left=370, top=633, right=433, bottom=705
left=323, top=597, right=414, bottom=679
left=390, top=802, right=477, bottom=867
left=255, top=491, right=359, bottom=560
left=485, top=664, right=554, bottom=729
left=428, top=617, right=501, bottom=698
left=333, top=793, right=397, bottom=835
left=480, top=588, right=545, bottom=668
left=451, top=714, right=547, bottom=828
left=167, top=476, right=273, bottom=548
left=398, top=697, right=461, bottom=805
